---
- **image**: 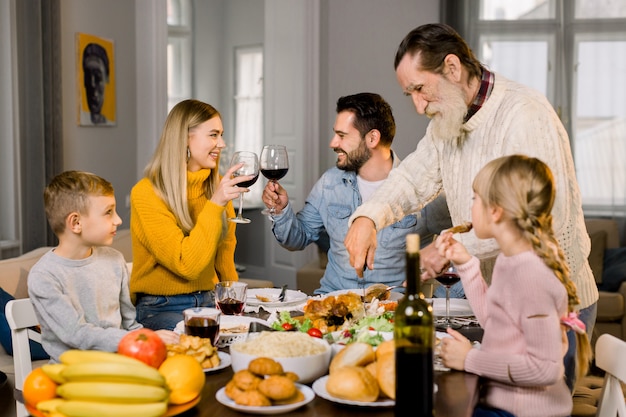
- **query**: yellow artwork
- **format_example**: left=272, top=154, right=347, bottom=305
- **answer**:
left=76, top=33, right=116, bottom=126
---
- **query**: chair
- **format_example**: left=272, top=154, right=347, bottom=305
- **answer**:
left=5, top=298, right=41, bottom=417
left=595, top=333, right=626, bottom=417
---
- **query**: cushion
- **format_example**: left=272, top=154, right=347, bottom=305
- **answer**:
left=598, top=247, right=626, bottom=292
left=588, top=230, right=607, bottom=284
left=0, top=287, right=49, bottom=360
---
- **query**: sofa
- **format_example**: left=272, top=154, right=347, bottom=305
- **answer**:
left=0, top=229, right=273, bottom=417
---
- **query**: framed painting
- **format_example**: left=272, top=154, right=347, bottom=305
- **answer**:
left=76, top=33, right=116, bottom=126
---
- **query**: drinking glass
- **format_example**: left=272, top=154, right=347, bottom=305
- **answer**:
left=228, top=151, right=259, bottom=224
left=183, top=307, right=221, bottom=346
left=259, top=145, right=289, bottom=215
left=435, top=265, right=462, bottom=330
left=215, top=281, right=248, bottom=315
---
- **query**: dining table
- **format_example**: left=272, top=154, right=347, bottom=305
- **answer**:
left=176, top=312, right=484, bottom=417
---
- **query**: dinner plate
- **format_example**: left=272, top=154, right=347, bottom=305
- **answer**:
left=246, top=288, right=308, bottom=308
left=322, top=289, right=404, bottom=301
left=205, top=351, right=231, bottom=373
left=312, top=375, right=395, bottom=407
left=215, top=383, right=315, bottom=414
left=427, top=298, right=473, bottom=317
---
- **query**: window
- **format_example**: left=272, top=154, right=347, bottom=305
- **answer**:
left=462, top=0, right=626, bottom=215
left=167, top=0, right=192, bottom=112
left=232, top=46, right=264, bottom=206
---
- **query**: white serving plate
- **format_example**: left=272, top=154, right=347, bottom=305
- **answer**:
left=215, top=383, right=315, bottom=414
left=204, top=351, right=231, bottom=373
left=321, top=289, right=403, bottom=301
left=312, top=375, right=394, bottom=407
left=426, top=298, right=473, bottom=317
left=246, top=288, right=308, bottom=308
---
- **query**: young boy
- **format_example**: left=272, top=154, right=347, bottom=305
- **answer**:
left=28, top=171, right=178, bottom=363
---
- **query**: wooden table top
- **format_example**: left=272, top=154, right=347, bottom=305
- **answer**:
left=186, top=366, right=479, bottom=417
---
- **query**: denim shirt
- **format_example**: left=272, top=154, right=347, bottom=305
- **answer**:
left=271, top=155, right=455, bottom=294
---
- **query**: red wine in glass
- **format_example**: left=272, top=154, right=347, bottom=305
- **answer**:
left=435, top=266, right=462, bottom=330
left=217, top=297, right=245, bottom=315
left=260, top=168, right=288, bottom=181
left=185, top=317, right=220, bottom=345
left=235, top=173, right=259, bottom=188
left=260, top=145, right=289, bottom=215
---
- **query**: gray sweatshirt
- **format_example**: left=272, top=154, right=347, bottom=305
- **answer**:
left=28, top=246, right=141, bottom=362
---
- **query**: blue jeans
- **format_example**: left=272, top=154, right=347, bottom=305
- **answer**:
left=135, top=291, right=215, bottom=331
left=564, top=302, right=597, bottom=392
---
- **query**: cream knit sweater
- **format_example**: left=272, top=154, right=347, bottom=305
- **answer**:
left=351, top=74, right=598, bottom=309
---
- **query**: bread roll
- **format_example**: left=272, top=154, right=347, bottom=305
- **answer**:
left=376, top=352, right=395, bottom=399
left=375, top=339, right=395, bottom=360
left=329, top=342, right=375, bottom=373
left=326, top=366, right=380, bottom=402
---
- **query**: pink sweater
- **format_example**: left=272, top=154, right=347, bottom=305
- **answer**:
left=457, top=252, right=572, bottom=417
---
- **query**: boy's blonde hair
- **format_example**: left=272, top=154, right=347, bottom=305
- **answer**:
left=473, top=154, right=592, bottom=379
left=44, top=170, right=115, bottom=235
left=143, top=99, right=223, bottom=235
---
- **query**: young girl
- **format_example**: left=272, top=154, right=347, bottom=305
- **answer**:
left=436, top=154, right=591, bottom=417
left=130, top=99, right=254, bottom=330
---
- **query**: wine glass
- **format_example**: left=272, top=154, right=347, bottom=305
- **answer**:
left=259, top=145, right=289, bottom=215
left=228, top=151, right=259, bottom=224
left=435, top=265, right=462, bottom=330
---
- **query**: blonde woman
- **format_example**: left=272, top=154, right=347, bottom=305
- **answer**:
left=130, top=99, right=253, bottom=330
left=437, top=155, right=591, bottom=417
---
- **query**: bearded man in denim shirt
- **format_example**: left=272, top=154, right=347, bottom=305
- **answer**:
left=262, top=92, right=459, bottom=295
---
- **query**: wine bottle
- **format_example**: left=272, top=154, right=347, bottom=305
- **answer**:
left=394, top=233, right=434, bottom=417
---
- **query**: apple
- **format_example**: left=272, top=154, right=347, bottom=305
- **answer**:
left=117, top=328, right=167, bottom=368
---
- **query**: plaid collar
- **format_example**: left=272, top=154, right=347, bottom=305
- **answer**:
left=465, top=68, right=494, bottom=123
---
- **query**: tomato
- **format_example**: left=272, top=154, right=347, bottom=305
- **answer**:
left=117, top=328, right=167, bottom=368
left=307, top=328, right=323, bottom=338
left=281, top=323, right=294, bottom=331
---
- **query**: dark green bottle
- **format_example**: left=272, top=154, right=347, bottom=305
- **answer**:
left=394, top=234, right=434, bottom=416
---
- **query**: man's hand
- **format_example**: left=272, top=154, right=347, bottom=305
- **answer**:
left=419, top=242, right=451, bottom=281
left=344, top=217, right=377, bottom=278
left=262, top=181, right=289, bottom=214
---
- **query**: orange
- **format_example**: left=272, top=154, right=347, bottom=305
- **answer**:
left=23, top=368, right=58, bottom=407
left=158, top=354, right=205, bottom=404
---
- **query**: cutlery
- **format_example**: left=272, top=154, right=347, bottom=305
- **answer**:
left=277, top=284, right=288, bottom=302
left=363, top=283, right=403, bottom=302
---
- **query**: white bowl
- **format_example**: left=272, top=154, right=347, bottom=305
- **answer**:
left=229, top=332, right=331, bottom=384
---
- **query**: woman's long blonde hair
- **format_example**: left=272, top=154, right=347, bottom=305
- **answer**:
left=144, top=99, right=222, bottom=234
left=473, top=154, right=592, bottom=379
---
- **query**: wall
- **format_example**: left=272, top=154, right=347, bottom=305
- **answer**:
left=60, top=0, right=139, bottom=225
left=319, top=0, right=439, bottom=170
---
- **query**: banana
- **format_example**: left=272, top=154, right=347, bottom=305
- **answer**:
left=59, top=350, right=147, bottom=366
left=58, top=400, right=167, bottom=417
left=61, top=361, right=166, bottom=387
left=36, top=398, right=67, bottom=413
left=41, top=363, right=68, bottom=384
left=57, top=381, right=169, bottom=403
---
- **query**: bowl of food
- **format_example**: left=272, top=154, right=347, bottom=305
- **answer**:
left=229, top=331, right=331, bottom=384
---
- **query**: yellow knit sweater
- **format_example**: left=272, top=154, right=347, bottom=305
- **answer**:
left=129, top=169, right=238, bottom=301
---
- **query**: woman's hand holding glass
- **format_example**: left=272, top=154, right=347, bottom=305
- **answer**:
left=210, top=163, right=257, bottom=207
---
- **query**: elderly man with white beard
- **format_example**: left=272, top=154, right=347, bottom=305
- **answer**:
left=344, top=23, right=597, bottom=394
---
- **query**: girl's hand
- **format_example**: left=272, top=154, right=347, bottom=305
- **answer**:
left=211, top=163, right=255, bottom=206
left=439, top=328, right=472, bottom=371
left=435, top=233, right=472, bottom=266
